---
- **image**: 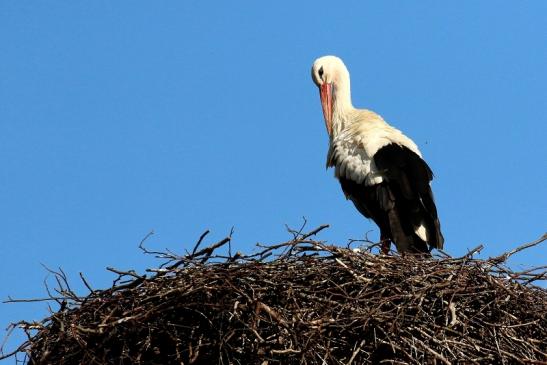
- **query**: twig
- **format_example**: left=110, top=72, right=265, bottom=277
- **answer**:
left=490, top=233, right=547, bottom=263
left=191, top=230, right=210, bottom=257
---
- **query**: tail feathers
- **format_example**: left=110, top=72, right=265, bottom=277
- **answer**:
left=386, top=203, right=443, bottom=254
left=433, top=218, right=444, bottom=249
left=386, top=208, right=430, bottom=254
left=374, top=189, right=443, bottom=254
left=414, top=217, right=444, bottom=250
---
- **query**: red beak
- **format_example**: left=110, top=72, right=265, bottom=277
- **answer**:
left=319, top=83, right=333, bottom=136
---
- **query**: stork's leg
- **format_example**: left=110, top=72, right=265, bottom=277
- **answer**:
left=380, top=233, right=391, bottom=254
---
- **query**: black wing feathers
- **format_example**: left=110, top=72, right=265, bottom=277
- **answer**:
left=373, top=144, right=443, bottom=251
left=374, top=144, right=433, bottom=198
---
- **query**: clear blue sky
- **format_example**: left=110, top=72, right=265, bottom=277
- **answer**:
left=1, top=1, right=546, bottom=359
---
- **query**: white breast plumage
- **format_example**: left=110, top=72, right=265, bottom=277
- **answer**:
left=328, top=134, right=380, bottom=185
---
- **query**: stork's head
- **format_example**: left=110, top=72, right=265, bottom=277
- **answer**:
left=311, top=55, right=351, bottom=136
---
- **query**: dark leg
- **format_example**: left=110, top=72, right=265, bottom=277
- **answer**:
left=380, top=233, right=391, bottom=254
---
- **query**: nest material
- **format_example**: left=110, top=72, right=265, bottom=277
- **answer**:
left=3, top=226, right=547, bottom=364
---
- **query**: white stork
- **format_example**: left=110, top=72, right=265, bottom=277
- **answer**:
left=311, top=55, right=444, bottom=254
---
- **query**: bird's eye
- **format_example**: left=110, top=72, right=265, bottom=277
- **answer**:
left=318, top=66, right=324, bottom=79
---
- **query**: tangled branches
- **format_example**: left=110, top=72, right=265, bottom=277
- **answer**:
left=2, top=226, right=546, bottom=364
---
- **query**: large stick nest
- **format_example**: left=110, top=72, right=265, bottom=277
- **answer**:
left=2, top=225, right=547, bottom=364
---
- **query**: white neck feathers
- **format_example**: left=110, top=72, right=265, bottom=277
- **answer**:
left=332, top=75, right=354, bottom=136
